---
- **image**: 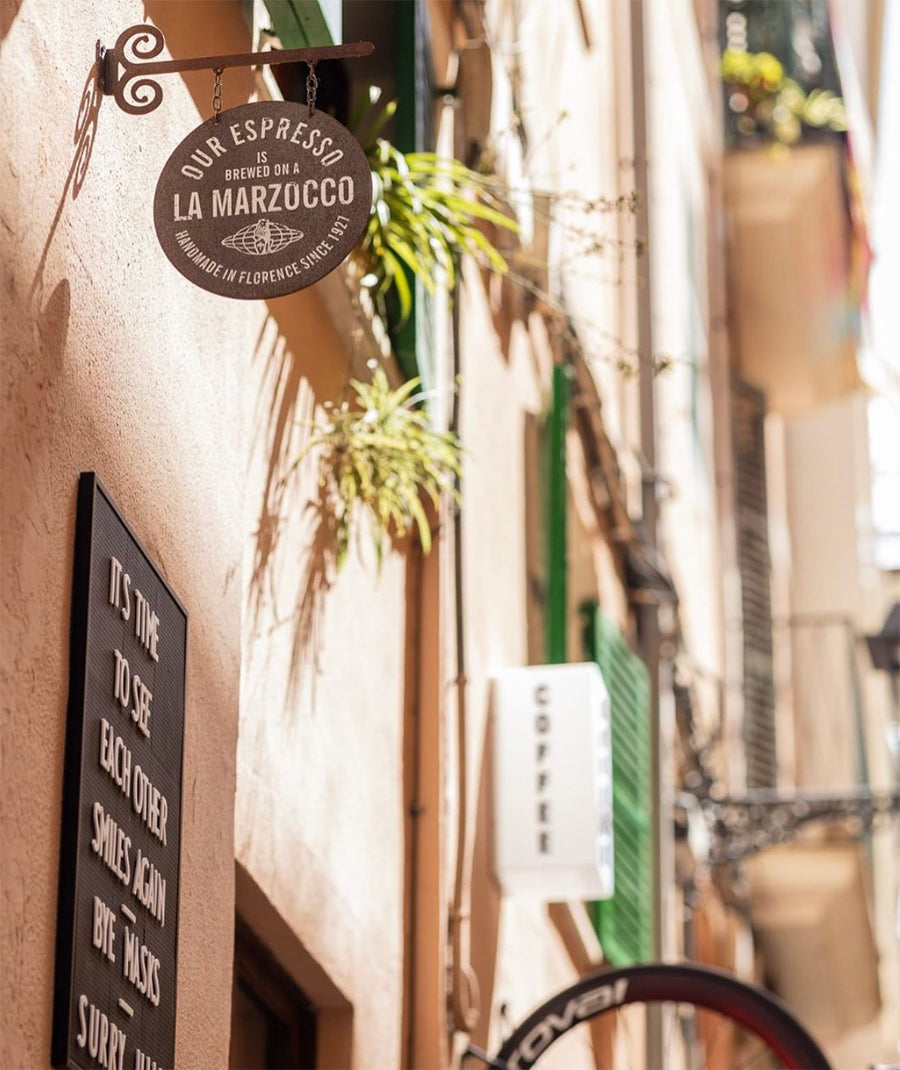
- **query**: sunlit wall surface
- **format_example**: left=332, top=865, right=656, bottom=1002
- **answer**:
left=866, top=0, right=900, bottom=572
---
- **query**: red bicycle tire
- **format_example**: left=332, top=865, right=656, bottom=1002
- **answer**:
left=492, top=962, right=831, bottom=1069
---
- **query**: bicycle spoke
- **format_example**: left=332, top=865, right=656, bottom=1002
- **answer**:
left=702, top=1006, right=730, bottom=1067
left=734, top=1031, right=787, bottom=1069
left=663, top=1003, right=676, bottom=1066
left=620, top=1002, right=641, bottom=1066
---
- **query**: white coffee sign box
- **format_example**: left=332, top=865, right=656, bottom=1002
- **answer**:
left=492, top=663, right=614, bottom=900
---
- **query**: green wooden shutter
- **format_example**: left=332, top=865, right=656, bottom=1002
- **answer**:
left=545, top=365, right=570, bottom=664
left=263, top=0, right=339, bottom=48
left=391, top=0, right=437, bottom=385
left=582, top=604, right=653, bottom=964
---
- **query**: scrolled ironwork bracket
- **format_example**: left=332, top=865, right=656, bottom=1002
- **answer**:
left=99, top=24, right=374, bottom=117
left=679, top=787, right=900, bottom=867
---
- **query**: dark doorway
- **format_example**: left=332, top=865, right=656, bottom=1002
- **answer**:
left=229, top=919, right=317, bottom=1069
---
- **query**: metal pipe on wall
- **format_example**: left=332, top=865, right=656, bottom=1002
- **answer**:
left=629, top=1, right=667, bottom=1065
left=403, top=539, right=425, bottom=1069
left=449, top=265, right=481, bottom=1037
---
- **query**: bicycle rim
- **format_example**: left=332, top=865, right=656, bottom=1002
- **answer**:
left=492, top=963, right=831, bottom=1070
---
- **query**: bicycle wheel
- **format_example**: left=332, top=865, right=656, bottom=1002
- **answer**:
left=491, top=963, right=831, bottom=1070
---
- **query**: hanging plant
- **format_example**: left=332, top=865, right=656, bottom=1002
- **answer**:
left=721, top=49, right=847, bottom=145
left=297, top=367, right=462, bottom=569
left=350, top=87, right=519, bottom=324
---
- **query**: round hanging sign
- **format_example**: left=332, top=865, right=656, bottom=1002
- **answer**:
left=154, top=101, right=372, bottom=299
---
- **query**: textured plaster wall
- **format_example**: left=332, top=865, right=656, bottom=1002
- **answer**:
left=0, top=2, right=259, bottom=1065
left=462, top=0, right=736, bottom=1044
left=785, top=395, right=872, bottom=620
left=461, top=2, right=641, bottom=1052
left=648, top=0, right=726, bottom=695
left=236, top=295, right=407, bottom=1066
left=495, top=0, right=631, bottom=441
left=459, top=269, right=584, bottom=1057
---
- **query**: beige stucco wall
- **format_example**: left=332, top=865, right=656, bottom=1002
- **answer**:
left=459, top=0, right=642, bottom=1052
left=776, top=393, right=900, bottom=1060
left=648, top=0, right=726, bottom=722
left=235, top=284, right=408, bottom=1067
left=0, top=1, right=261, bottom=1065
left=457, top=272, right=591, bottom=1059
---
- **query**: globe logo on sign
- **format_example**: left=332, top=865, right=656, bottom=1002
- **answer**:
left=221, top=218, right=305, bottom=257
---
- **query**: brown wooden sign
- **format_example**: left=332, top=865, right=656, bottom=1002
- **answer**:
left=53, top=474, right=187, bottom=1070
left=154, top=101, right=372, bottom=299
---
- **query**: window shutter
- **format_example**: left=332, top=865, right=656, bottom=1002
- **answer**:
left=392, top=1, right=437, bottom=386
left=582, top=605, right=654, bottom=964
left=733, top=380, right=777, bottom=788
left=545, top=365, right=570, bottom=664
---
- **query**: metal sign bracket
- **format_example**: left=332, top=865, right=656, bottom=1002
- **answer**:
left=99, top=24, right=373, bottom=116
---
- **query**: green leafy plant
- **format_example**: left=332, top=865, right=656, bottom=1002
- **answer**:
left=721, top=49, right=847, bottom=144
left=298, top=368, right=462, bottom=568
left=351, top=88, right=518, bottom=324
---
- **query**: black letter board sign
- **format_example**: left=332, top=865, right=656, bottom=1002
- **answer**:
left=53, top=473, right=187, bottom=1070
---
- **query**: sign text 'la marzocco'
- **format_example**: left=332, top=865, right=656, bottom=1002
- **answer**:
left=154, top=101, right=372, bottom=300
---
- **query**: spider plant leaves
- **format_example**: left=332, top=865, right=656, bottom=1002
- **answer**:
left=302, top=369, right=462, bottom=569
left=349, top=84, right=383, bottom=142
left=351, top=91, right=518, bottom=327
left=365, top=373, right=422, bottom=409
left=409, top=494, right=432, bottom=555
left=454, top=224, right=509, bottom=274
left=428, top=191, right=519, bottom=233
left=379, top=247, right=413, bottom=322
left=357, top=98, right=399, bottom=153
left=375, top=196, right=392, bottom=228
left=388, top=235, right=438, bottom=292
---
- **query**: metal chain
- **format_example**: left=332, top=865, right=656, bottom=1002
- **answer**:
left=212, top=68, right=223, bottom=123
left=305, top=62, right=318, bottom=117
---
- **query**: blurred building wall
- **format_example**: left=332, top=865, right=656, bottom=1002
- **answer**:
left=720, top=1, right=899, bottom=1060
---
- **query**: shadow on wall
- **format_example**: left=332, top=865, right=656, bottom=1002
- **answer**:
left=246, top=289, right=351, bottom=710
left=30, top=57, right=101, bottom=308
left=0, top=0, right=22, bottom=41
left=138, top=0, right=352, bottom=709
left=142, top=0, right=256, bottom=117
left=37, top=280, right=72, bottom=375
left=25, top=0, right=255, bottom=348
